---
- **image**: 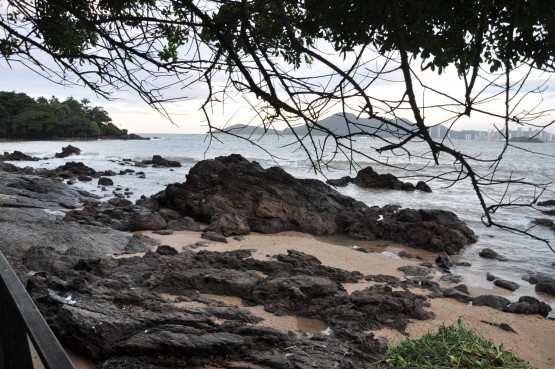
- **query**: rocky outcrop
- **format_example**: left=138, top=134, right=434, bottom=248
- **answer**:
left=141, top=155, right=181, bottom=167
left=0, top=150, right=39, bottom=161
left=23, top=248, right=432, bottom=368
left=55, top=145, right=81, bottom=158
left=327, top=166, right=432, bottom=192
left=153, top=155, right=475, bottom=254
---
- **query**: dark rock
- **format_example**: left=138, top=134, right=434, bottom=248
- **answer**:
left=398, top=250, right=414, bottom=259
left=56, top=161, right=98, bottom=179
left=98, top=177, right=114, bottom=186
left=541, top=209, right=555, bottom=216
left=135, top=196, right=161, bottom=211
left=0, top=150, right=39, bottom=161
left=536, top=281, right=555, bottom=296
left=350, top=166, right=424, bottom=192
left=124, top=234, right=160, bottom=253
left=504, top=296, right=552, bottom=317
left=455, top=261, right=472, bottom=267
left=494, top=279, right=520, bottom=291
left=202, top=231, right=227, bottom=243
left=78, top=175, right=93, bottom=182
left=454, top=284, right=469, bottom=295
left=472, top=295, right=511, bottom=310
left=326, top=176, right=351, bottom=187
left=397, top=265, right=431, bottom=281
left=538, top=199, right=555, bottom=207
left=152, top=229, right=174, bottom=235
left=205, top=213, right=250, bottom=236
left=156, top=245, right=179, bottom=256
left=435, top=252, right=452, bottom=271
left=233, top=235, right=246, bottom=241
left=442, top=288, right=473, bottom=303
left=415, top=181, right=432, bottom=192
left=533, top=218, right=555, bottom=230
left=141, top=155, right=181, bottom=167
left=480, top=320, right=518, bottom=333
left=479, top=248, right=507, bottom=261
left=486, top=272, right=496, bottom=281
left=155, top=155, right=475, bottom=254
left=55, top=145, right=81, bottom=158
left=352, top=245, right=372, bottom=253
left=167, top=217, right=200, bottom=231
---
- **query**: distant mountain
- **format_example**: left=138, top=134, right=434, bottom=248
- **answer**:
left=281, top=112, right=414, bottom=137
left=220, top=124, right=279, bottom=136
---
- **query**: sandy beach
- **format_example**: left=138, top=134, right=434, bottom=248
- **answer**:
left=140, top=230, right=555, bottom=369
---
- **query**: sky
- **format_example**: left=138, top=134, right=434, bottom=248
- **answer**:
left=1, top=44, right=554, bottom=135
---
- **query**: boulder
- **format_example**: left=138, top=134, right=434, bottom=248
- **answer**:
left=0, top=150, right=39, bottom=161
left=479, top=248, right=507, bottom=261
left=55, top=145, right=81, bottom=158
left=472, top=295, right=511, bottom=310
left=167, top=217, right=200, bottom=231
left=537, top=199, right=555, bottom=207
left=494, top=279, right=520, bottom=291
left=326, top=168, right=432, bottom=192
left=98, top=177, right=114, bottom=186
left=504, top=296, right=552, bottom=317
left=141, top=155, right=181, bottom=167
left=154, top=155, right=475, bottom=254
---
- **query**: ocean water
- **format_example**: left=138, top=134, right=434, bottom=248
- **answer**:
left=2, top=133, right=554, bottom=311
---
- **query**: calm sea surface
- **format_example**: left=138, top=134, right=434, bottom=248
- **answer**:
left=2, top=133, right=554, bottom=311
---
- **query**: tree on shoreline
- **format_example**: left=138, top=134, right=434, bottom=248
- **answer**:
left=1, top=1, right=554, bottom=250
left=0, top=91, right=125, bottom=139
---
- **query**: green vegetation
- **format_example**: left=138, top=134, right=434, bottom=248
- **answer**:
left=0, top=91, right=125, bottom=139
left=509, top=137, right=543, bottom=143
left=379, top=320, right=533, bottom=369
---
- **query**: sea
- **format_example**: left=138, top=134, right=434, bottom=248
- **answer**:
left=2, top=133, right=554, bottom=313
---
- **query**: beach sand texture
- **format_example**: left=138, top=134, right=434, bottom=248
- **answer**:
left=140, top=230, right=555, bottom=369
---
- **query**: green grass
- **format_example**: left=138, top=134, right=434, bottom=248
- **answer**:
left=379, top=319, right=533, bottom=369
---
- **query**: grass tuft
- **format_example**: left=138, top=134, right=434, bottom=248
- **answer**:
left=378, top=318, right=534, bottom=369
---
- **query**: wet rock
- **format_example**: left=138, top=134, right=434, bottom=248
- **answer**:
left=454, top=284, right=469, bottom=295
left=415, top=181, right=432, bottom=193
left=350, top=166, right=432, bottom=193
left=479, top=248, right=507, bottom=261
left=536, top=281, right=555, bottom=296
left=99, top=177, right=114, bottom=186
left=486, top=272, right=496, bottom=281
left=472, top=295, right=511, bottom=310
left=504, top=296, right=552, bottom=317
left=0, top=150, right=39, bottom=161
left=397, top=250, right=414, bottom=259
left=494, top=279, right=520, bottom=291
left=352, top=245, right=372, bottom=253
left=326, top=176, right=351, bottom=187
left=55, top=145, right=81, bottom=158
left=537, top=199, right=555, bottom=207
left=442, top=288, right=473, bottom=303
left=141, top=155, right=181, bottom=167
left=532, top=218, right=555, bottom=230
left=435, top=251, right=452, bottom=271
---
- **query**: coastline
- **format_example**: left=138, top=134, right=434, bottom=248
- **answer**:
left=141, top=229, right=555, bottom=369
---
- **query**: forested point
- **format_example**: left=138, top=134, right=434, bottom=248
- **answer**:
left=508, top=137, right=543, bottom=143
left=0, top=91, right=129, bottom=139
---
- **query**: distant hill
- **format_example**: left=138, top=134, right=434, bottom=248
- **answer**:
left=221, top=124, right=279, bottom=136
left=281, top=112, right=414, bottom=137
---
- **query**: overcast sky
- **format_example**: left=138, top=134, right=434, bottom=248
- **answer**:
left=2, top=51, right=554, bottom=135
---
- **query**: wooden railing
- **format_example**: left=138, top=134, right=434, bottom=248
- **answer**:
left=0, top=251, right=76, bottom=369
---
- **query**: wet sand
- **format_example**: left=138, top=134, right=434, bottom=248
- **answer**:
left=143, top=230, right=555, bottom=369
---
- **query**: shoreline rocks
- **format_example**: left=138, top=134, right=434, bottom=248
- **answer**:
left=327, top=166, right=432, bottom=192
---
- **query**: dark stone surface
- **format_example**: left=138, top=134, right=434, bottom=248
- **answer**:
left=472, top=295, right=511, bottom=310
left=537, top=199, right=555, bottom=207
left=479, top=248, right=507, bottom=261
left=0, top=150, right=40, bottom=161
left=504, top=296, right=552, bottom=317
left=494, top=279, right=520, bottom=291
left=141, top=155, right=181, bottom=167
left=55, top=145, right=81, bottom=158
left=153, top=155, right=476, bottom=254
left=99, top=177, right=114, bottom=186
